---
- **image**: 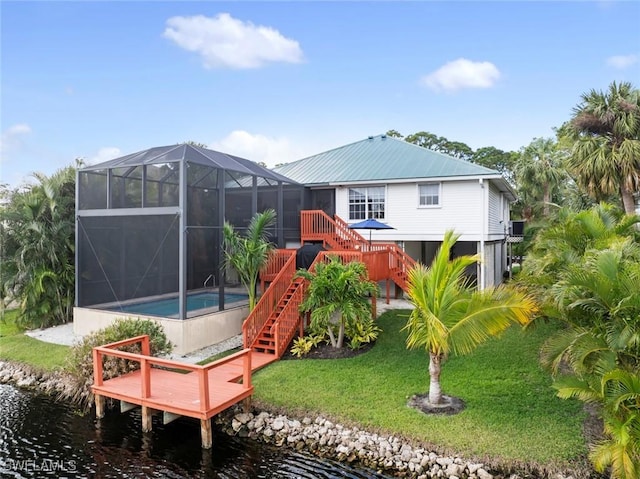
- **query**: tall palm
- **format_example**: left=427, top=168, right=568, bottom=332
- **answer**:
left=222, top=209, right=276, bottom=311
left=566, top=81, right=640, bottom=215
left=404, top=230, right=537, bottom=405
left=516, top=137, right=567, bottom=218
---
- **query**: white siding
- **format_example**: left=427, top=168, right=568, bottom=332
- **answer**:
left=488, top=184, right=501, bottom=234
left=335, top=180, right=484, bottom=242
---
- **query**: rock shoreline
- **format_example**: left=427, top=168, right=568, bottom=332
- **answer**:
left=0, top=360, right=590, bottom=479
left=215, top=408, right=590, bottom=479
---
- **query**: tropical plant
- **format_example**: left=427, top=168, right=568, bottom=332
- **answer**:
left=297, top=256, right=379, bottom=349
left=565, top=81, right=640, bottom=215
left=222, top=209, right=276, bottom=310
left=518, top=203, right=640, bottom=311
left=0, top=165, right=77, bottom=328
left=519, top=204, right=640, bottom=478
left=554, top=368, right=640, bottom=479
left=64, top=317, right=172, bottom=410
left=404, top=230, right=537, bottom=406
left=289, top=334, right=325, bottom=358
left=346, top=316, right=381, bottom=350
left=515, top=137, right=567, bottom=219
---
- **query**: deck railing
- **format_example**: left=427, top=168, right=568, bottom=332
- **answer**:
left=92, top=335, right=252, bottom=413
left=269, top=250, right=366, bottom=357
left=259, top=249, right=296, bottom=294
left=301, top=210, right=416, bottom=292
left=300, top=210, right=368, bottom=250
left=243, top=250, right=297, bottom=349
left=387, top=244, right=416, bottom=291
left=270, top=277, right=305, bottom=358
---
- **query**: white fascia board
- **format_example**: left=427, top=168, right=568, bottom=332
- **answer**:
left=326, top=174, right=503, bottom=187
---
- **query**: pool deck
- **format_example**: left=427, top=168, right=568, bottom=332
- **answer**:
left=92, top=334, right=277, bottom=448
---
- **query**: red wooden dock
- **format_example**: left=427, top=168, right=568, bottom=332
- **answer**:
left=91, top=335, right=277, bottom=448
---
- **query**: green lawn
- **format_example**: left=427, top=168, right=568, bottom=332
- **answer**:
left=0, top=307, right=587, bottom=467
left=0, top=309, right=70, bottom=370
left=252, top=310, right=586, bottom=466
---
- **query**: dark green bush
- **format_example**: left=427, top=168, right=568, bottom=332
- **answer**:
left=63, top=318, right=172, bottom=410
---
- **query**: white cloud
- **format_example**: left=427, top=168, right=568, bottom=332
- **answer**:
left=211, top=130, right=302, bottom=167
left=87, top=147, right=121, bottom=165
left=606, top=54, right=638, bottom=69
left=163, top=13, right=304, bottom=69
left=421, top=58, right=501, bottom=92
left=0, top=123, right=32, bottom=159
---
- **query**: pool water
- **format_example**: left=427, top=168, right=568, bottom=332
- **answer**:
left=108, top=292, right=248, bottom=317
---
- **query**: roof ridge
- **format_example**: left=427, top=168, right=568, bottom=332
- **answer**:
left=394, top=137, right=498, bottom=174
left=279, top=134, right=393, bottom=167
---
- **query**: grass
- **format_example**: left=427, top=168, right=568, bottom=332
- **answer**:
left=0, top=307, right=588, bottom=467
left=252, top=310, right=587, bottom=466
left=0, top=309, right=70, bottom=371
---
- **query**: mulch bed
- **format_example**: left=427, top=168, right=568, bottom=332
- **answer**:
left=407, top=393, right=466, bottom=415
left=280, top=340, right=375, bottom=360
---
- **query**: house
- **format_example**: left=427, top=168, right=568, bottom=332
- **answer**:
left=74, top=136, right=516, bottom=355
left=274, top=134, right=516, bottom=289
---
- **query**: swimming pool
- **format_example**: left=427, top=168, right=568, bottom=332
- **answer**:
left=107, top=292, right=249, bottom=317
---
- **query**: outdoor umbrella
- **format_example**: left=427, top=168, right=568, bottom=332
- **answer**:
left=348, top=218, right=395, bottom=245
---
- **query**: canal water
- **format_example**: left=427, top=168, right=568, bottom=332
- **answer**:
left=0, top=384, right=394, bottom=478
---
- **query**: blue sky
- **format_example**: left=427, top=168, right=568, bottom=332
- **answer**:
left=2, top=1, right=639, bottom=187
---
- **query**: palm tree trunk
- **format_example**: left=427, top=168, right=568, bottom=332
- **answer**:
left=428, top=352, right=443, bottom=405
left=620, top=184, right=636, bottom=216
left=543, top=185, right=551, bottom=217
left=327, top=325, right=337, bottom=348
left=336, top=320, right=345, bottom=348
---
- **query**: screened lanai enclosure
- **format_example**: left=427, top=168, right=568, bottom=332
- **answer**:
left=74, top=144, right=303, bottom=353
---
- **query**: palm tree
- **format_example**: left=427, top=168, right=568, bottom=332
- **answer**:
left=1, top=166, right=76, bottom=327
left=222, top=209, right=276, bottom=311
left=516, top=137, right=567, bottom=218
left=518, top=203, right=640, bottom=312
left=566, top=81, right=640, bottom=215
left=520, top=205, right=640, bottom=478
left=555, top=368, right=640, bottom=479
left=297, top=256, right=378, bottom=349
left=404, top=230, right=537, bottom=405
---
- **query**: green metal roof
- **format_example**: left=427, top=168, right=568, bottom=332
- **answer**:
left=273, top=134, right=500, bottom=185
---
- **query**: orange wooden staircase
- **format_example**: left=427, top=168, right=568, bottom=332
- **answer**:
left=242, top=210, right=416, bottom=360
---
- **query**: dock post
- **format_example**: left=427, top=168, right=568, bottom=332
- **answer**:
left=201, top=418, right=212, bottom=449
left=242, top=397, right=251, bottom=412
left=141, top=406, right=153, bottom=433
left=95, top=394, right=105, bottom=419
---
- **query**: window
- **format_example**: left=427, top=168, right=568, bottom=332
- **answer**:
left=349, top=186, right=385, bottom=220
left=419, top=183, right=440, bottom=207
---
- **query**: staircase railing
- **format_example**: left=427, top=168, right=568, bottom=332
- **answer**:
left=244, top=212, right=417, bottom=357
left=301, top=210, right=417, bottom=292
left=269, top=250, right=365, bottom=357
left=300, top=210, right=368, bottom=250
left=259, top=249, right=296, bottom=294
left=243, top=250, right=297, bottom=349
left=271, top=277, right=305, bottom=358
left=387, top=244, right=416, bottom=291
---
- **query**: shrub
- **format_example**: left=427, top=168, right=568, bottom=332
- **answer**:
left=346, top=317, right=381, bottom=350
left=63, top=318, right=172, bottom=410
left=290, top=333, right=325, bottom=358
left=297, top=256, right=378, bottom=348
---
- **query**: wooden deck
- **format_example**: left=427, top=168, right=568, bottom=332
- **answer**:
left=91, top=335, right=277, bottom=448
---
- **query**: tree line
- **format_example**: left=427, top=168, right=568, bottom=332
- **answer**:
left=389, top=80, right=640, bottom=221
